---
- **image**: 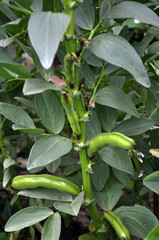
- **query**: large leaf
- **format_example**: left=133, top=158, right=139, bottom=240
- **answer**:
left=91, top=162, right=109, bottom=191
left=75, top=0, right=95, bottom=30
left=105, top=1, right=159, bottom=27
left=114, top=117, right=154, bottom=136
left=86, top=109, right=101, bottom=140
left=5, top=207, right=53, bottom=232
left=18, top=187, right=73, bottom=202
left=143, top=171, right=159, bottom=194
left=99, top=146, right=134, bottom=175
left=23, top=78, right=61, bottom=95
left=144, top=225, right=159, bottom=240
left=0, top=48, right=31, bottom=77
left=28, top=12, right=70, bottom=69
left=54, top=192, right=84, bottom=216
left=35, top=90, right=65, bottom=134
left=27, top=135, right=72, bottom=170
left=93, top=175, right=123, bottom=211
left=114, top=205, right=159, bottom=239
left=96, top=104, right=117, bottom=133
left=41, top=213, right=61, bottom=240
left=88, top=34, right=150, bottom=88
left=95, top=86, right=139, bottom=118
left=0, top=103, right=35, bottom=128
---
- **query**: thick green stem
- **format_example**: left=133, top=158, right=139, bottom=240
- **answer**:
left=53, top=0, right=61, bottom=12
left=64, top=0, right=75, bottom=53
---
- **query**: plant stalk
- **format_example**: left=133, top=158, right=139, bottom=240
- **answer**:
left=64, top=0, right=76, bottom=53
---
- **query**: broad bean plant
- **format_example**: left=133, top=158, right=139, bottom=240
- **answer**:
left=0, top=0, right=159, bottom=239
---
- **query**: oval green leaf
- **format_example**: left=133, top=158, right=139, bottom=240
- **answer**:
left=95, top=86, right=139, bottom=118
left=23, top=78, right=61, bottom=96
left=75, top=0, right=95, bottom=30
left=0, top=102, right=35, bottom=128
left=5, top=207, right=53, bottom=232
left=114, top=205, right=159, bottom=239
left=41, top=213, right=61, bottom=240
left=114, top=117, right=154, bottom=136
left=88, top=34, right=150, bottom=88
left=27, top=135, right=72, bottom=170
left=143, top=171, right=159, bottom=194
left=99, top=146, right=134, bottom=175
left=105, top=1, right=159, bottom=27
left=35, top=90, right=65, bottom=134
left=28, top=12, right=70, bottom=69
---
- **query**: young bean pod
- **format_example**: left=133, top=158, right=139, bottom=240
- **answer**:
left=104, top=211, right=131, bottom=240
left=64, top=52, right=78, bottom=87
left=87, top=132, right=135, bottom=158
left=61, top=93, right=81, bottom=136
left=12, top=174, right=80, bottom=195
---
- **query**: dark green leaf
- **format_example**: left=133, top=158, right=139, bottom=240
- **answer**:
left=99, top=146, right=134, bottom=175
left=75, top=0, right=95, bottom=30
left=95, top=86, right=139, bottom=118
left=114, top=117, right=154, bottom=136
left=35, top=90, right=65, bottom=134
left=114, top=205, right=159, bottom=238
left=143, top=171, right=159, bottom=194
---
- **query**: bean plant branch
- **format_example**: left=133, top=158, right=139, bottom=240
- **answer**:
left=63, top=1, right=106, bottom=238
left=0, top=1, right=32, bottom=15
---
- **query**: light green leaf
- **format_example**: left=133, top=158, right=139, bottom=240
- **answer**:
left=0, top=103, right=35, bottom=128
left=114, top=117, right=154, bottom=136
left=99, top=146, right=134, bottom=175
left=143, top=171, right=159, bottom=194
left=95, top=86, right=139, bottom=118
left=93, top=175, right=123, bottom=211
left=144, top=225, right=159, bottom=240
left=79, top=233, right=97, bottom=240
left=88, top=34, right=150, bottom=88
left=75, top=0, right=95, bottom=30
left=149, top=149, right=159, bottom=158
left=41, top=213, right=61, bottom=240
left=54, top=192, right=84, bottom=216
left=0, top=37, right=14, bottom=47
left=31, top=0, right=43, bottom=11
left=28, top=12, right=70, bottom=69
left=35, top=90, right=65, bottom=134
left=18, top=187, right=72, bottom=202
left=105, top=1, right=159, bottom=27
left=5, top=207, right=53, bottom=232
left=27, top=135, right=72, bottom=170
left=114, top=205, right=159, bottom=238
left=23, top=78, right=61, bottom=95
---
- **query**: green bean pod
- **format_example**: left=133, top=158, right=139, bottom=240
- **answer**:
left=61, top=94, right=81, bottom=136
left=12, top=174, right=80, bottom=195
left=64, top=52, right=77, bottom=86
left=104, top=211, right=131, bottom=240
left=87, top=132, right=135, bottom=158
